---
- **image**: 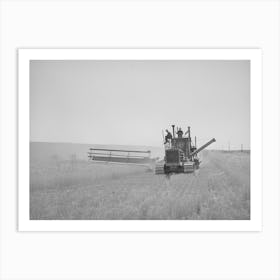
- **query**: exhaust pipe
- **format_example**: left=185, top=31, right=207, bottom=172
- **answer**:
left=172, top=125, right=175, bottom=138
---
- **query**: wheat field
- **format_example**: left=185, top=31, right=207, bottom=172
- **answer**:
left=30, top=144, right=250, bottom=220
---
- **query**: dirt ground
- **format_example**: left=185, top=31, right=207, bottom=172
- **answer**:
left=30, top=150, right=250, bottom=220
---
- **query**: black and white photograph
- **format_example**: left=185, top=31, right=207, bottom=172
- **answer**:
left=28, top=55, right=251, bottom=221
left=3, top=1, right=280, bottom=279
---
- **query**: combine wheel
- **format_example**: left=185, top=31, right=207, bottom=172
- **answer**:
left=155, top=163, right=165, bottom=174
left=194, top=158, right=200, bottom=169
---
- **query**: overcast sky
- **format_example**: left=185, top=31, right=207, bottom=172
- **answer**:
left=30, top=60, right=250, bottom=149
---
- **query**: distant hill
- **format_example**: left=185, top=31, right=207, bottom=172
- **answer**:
left=30, top=142, right=164, bottom=163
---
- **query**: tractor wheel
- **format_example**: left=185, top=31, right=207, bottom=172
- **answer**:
left=155, top=163, right=165, bottom=174
left=183, top=162, right=195, bottom=173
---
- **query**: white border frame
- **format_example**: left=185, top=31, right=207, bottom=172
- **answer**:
left=18, top=48, right=262, bottom=232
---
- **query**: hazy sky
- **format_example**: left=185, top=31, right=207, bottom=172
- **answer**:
left=30, top=60, right=250, bottom=149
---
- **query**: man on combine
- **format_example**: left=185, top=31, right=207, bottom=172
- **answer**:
left=164, top=130, right=173, bottom=144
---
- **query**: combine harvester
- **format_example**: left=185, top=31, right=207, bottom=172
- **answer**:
left=88, top=124, right=215, bottom=175
left=155, top=125, right=216, bottom=174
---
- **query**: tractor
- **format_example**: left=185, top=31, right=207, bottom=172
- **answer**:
left=155, top=125, right=216, bottom=174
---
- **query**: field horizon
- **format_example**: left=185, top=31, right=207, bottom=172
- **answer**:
left=30, top=141, right=250, bottom=162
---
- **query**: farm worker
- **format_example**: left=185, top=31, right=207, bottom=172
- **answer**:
left=164, top=130, right=173, bottom=144
left=177, top=128, right=183, bottom=138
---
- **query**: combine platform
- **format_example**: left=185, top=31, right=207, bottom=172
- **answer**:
left=88, top=148, right=154, bottom=166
